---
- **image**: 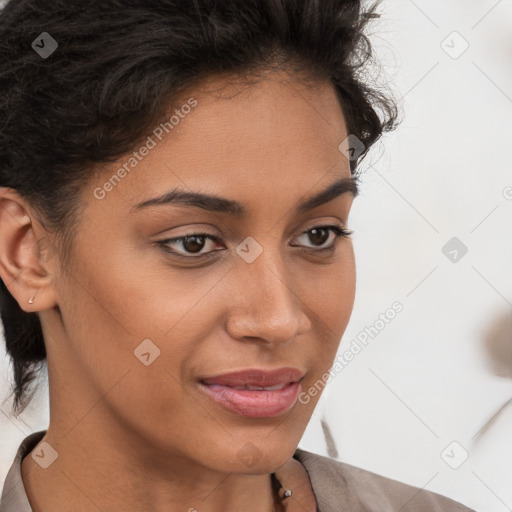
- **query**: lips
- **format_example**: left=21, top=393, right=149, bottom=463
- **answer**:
left=199, top=367, right=305, bottom=418
left=200, top=367, right=304, bottom=388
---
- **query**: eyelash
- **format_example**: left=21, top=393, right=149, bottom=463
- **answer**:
left=156, top=224, right=353, bottom=259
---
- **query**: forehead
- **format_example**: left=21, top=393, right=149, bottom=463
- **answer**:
left=87, top=71, right=352, bottom=217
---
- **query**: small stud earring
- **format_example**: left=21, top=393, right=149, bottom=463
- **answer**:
left=28, top=295, right=35, bottom=304
left=281, top=489, right=292, bottom=499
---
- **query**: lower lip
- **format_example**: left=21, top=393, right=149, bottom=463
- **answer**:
left=199, top=381, right=302, bottom=418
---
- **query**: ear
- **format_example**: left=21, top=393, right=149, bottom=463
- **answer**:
left=0, top=187, right=59, bottom=313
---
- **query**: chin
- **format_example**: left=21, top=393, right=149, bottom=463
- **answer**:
left=208, top=436, right=300, bottom=475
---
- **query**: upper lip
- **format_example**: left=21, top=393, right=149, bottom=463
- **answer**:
left=200, top=367, right=304, bottom=387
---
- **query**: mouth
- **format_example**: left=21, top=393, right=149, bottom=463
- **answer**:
left=198, top=367, right=304, bottom=418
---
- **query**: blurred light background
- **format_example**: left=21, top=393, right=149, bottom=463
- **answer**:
left=1, top=1, right=511, bottom=512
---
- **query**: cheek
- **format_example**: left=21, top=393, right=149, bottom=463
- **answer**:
left=327, top=258, right=356, bottom=337
left=58, top=246, right=235, bottom=408
left=302, top=246, right=356, bottom=377
left=65, top=241, right=224, bottom=342
left=55, top=253, right=212, bottom=447
left=308, top=244, right=356, bottom=332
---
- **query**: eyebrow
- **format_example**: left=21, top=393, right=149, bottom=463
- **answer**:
left=132, top=176, right=359, bottom=216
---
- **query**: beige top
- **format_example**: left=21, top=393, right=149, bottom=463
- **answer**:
left=0, top=430, right=476, bottom=512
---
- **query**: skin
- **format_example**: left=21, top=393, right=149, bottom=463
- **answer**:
left=0, top=70, right=357, bottom=512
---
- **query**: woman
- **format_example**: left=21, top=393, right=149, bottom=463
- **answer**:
left=0, top=1, right=476, bottom=511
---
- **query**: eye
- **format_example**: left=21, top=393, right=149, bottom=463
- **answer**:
left=156, top=232, right=223, bottom=258
left=291, top=225, right=353, bottom=252
left=156, top=224, right=353, bottom=259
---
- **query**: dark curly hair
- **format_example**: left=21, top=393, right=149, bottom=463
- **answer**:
left=0, top=0, right=399, bottom=426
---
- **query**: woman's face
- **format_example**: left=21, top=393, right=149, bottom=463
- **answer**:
left=43, top=71, right=357, bottom=474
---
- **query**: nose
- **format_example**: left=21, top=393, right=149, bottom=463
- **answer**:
left=225, top=247, right=311, bottom=346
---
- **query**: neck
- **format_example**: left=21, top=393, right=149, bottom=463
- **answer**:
left=21, top=419, right=281, bottom=512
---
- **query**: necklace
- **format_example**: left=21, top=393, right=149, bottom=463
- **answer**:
left=270, top=472, right=292, bottom=512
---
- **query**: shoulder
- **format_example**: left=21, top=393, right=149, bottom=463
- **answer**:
left=293, top=448, right=476, bottom=512
left=0, top=430, right=46, bottom=512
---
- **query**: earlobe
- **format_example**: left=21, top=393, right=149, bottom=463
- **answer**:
left=0, top=188, right=58, bottom=313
